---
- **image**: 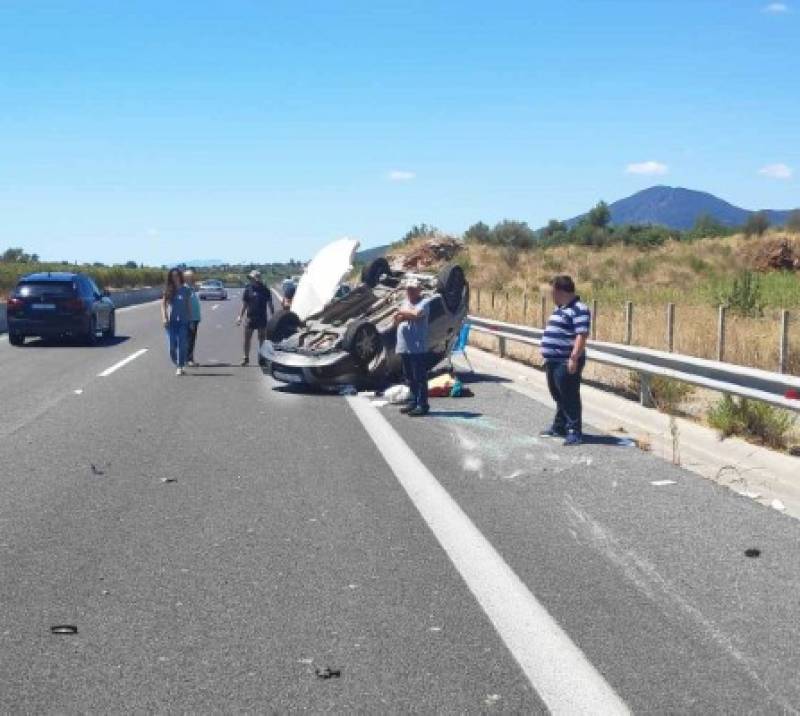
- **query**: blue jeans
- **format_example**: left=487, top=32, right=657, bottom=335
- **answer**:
left=167, top=321, right=189, bottom=367
left=545, top=358, right=585, bottom=434
left=401, top=353, right=429, bottom=410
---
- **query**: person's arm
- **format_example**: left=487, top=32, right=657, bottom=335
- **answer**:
left=236, top=289, right=247, bottom=325
left=568, top=333, right=587, bottom=374
left=393, top=304, right=425, bottom=323
left=161, top=295, right=169, bottom=327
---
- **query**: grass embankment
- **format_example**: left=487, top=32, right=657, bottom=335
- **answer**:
left=464, top=232, right=800, bottom=375
left=0, top=263, right=165, bottom=300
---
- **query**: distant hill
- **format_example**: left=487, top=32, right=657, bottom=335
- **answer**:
left=566, top=186, right=794, bottom=230
left=354, top=244, right=391, bottom=263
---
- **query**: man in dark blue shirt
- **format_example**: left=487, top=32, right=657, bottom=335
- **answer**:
left=236, top=270, right=274, bottom=366
left=540, top=275, right=591, bottom=445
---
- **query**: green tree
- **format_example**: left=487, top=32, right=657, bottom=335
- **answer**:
left=587, top=201, right=611, bottom=229
left=491, top=220, right=536, bottom=249
left=401, top=223, right=438, bottom=243
left=463, top=221, right=491, bottom=244
left=124, top=260, right=138, bottom=269
left=743, top=211, right=770, bottom=238
left=689, top=213, right=732, bottom=239
left=2, top=247, right=28, bottom=262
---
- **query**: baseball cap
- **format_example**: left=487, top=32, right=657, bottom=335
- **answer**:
left=248, top=270, right=261, bottom=279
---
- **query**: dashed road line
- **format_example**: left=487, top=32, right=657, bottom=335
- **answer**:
left=98, top=349, right=149, bottom=377
left=347, top=395, right=629, bottom=715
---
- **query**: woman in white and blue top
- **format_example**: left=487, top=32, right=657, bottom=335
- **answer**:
left=539, top=275, right=591, bottom=445
left=160, top=268, right=193, bottom=376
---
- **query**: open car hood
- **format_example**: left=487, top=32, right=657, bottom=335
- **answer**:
left=290, top=237, right=360, bottom=321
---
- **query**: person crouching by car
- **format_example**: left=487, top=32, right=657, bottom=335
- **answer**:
left=393, top=278, right=432, bottom=417
left=540, top=275, right=591, bottom=446
left=236, top=270, right=274, bottom=366
left=281, top=281, right=296, bottom=311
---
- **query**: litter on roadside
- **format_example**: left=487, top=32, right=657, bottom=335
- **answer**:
left=771, top=498, right=786, bottom=511
left=650, top=479, right=677, bottom=486
left=161, top=477, right=177, bottom=484
left=427, top=373, right=474, bottom=398
left=384, top=384, right=412, bottom=404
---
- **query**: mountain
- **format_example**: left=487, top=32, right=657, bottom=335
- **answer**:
left=567, top=186, right=794, bottom=230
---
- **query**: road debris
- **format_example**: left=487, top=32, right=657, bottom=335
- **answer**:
left=90, top=463, right=105, bottom=476
left=370, top=400, right=389, bottom=408
left=315, top=667, right=341, bottom=679
left=161, top=477, right=178, bottom=484
left=385, top=385, right=412, bottom=404
left=73, top=389, right=83, bottom=395
left=650, top=479, right=677, bottom=486
left=744, top=548, right=761, bottom=558
left=50, top=625, right=78, bottom=635
left=771, top=498, right=786, bottom=511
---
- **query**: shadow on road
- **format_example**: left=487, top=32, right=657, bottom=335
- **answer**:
left=427, top=410, right=483, bottom=420
left=580, top=434, right=638, bottom=447
left=21, top=335, right=132, bottom=348
left=457, top=371, right=511, bottom=385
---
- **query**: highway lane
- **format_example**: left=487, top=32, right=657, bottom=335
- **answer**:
left=1, top=293, right=799, bottom=712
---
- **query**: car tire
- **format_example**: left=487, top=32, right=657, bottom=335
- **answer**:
left=103, top=311, right=116, bottom=340
left=342, top=320, right=381, bottom=366
left=361, top=257, right=390, bottom=288
left=265, top=310, right=301, bottom=342
left=436, top=264, right=466, bottom=313
left=8, top=332, right=24, bottom=347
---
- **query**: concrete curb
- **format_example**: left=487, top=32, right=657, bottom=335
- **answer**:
left=0, top=287, right=162, bottom=335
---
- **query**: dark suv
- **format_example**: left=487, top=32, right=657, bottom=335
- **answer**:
left=6, top=272, right=116, bottom=346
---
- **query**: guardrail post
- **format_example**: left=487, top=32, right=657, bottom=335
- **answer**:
left=717, top=305, right=727, bottom=362
left=624, top=301, right=633, bottom=345
left=591, top=299, right=597, bottom=340
left=498, top=336, right=507, bottom=358
left=666, top=303, right=675, bottom=352
left=491, top=291, right=496, bottom=312
left=779, top=310, right=789, bottom=374
left=505, top=292, right=510, bottom=321
left=639, top=372, right=655, bottom=408
left=475, top=288, right=480, bottom=314
left=540, top=295, right=547, bottom=328
left=522, top=292, right=528, bottom=323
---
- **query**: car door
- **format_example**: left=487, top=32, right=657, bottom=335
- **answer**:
left=88, top=277, right=110, bottom=329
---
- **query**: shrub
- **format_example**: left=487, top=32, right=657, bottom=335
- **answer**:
left=629, top=374, right=695, bottom=413
left=714, top=271, right=763, bottom=317
left=708, top=395, right=795, bottom=449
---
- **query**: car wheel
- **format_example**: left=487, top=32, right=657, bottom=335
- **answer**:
left=436, top=264, right=466, bottom=313
left=265, top=310, right=301, bottom=342
left=361, top=257, right=390, bottom=288
left=8, top=332, right=25, bottom=347
left=103, top=311, right=116, bottom=340
left=342, top=320, right=381, bottom=366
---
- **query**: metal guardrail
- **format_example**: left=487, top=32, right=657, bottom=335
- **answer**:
left=468, top=315, right=800, bottom=413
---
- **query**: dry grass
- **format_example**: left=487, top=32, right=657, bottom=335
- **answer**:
left=468, top=231, right=800, bottom=375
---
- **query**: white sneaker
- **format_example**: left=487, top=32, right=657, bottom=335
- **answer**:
left=176, top=367, right=184, bottom=376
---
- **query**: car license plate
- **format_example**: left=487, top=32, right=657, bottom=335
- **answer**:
left=273, top=370, right=304, bottom=384
left=32, top=303, right=55, bottom=310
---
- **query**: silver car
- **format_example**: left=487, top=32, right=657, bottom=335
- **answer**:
left=197, top=280, right=228, bottom=301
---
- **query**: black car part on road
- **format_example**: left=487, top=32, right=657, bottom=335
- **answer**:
left=437, top=264, right=467, bottom=313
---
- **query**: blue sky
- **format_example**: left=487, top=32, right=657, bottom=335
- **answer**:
left=1, top=1, right=798, bottom=264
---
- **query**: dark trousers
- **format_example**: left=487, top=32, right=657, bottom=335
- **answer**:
left=187, top=321, right=199, bottom=362
left=167, top=321, right=189, bottom=367
left=545, top=358, right=585, bottom=434
left=401, top=353, right=429, bottom=410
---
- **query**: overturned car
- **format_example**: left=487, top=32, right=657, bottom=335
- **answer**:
left=260, top=238, right=468, bottom=389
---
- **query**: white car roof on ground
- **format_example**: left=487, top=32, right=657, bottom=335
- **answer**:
left=290, top=237, right=360, bottom=320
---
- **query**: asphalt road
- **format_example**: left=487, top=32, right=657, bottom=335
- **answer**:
left=2, top=293, right=799, bottom=714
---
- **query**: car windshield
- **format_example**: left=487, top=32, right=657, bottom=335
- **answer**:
left=16, top=281, right=75, bottom=298
left=203, top=280, right=222, bottom=287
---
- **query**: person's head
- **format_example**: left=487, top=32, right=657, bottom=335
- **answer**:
left=165, top=267, right=184, bottom=299
left=550, top=274, right=576, bottom=306
left=184, top=269, right=195, bottom=287
left=248, top=270, right=261, bottom=283
left=404, top=277, right=422, bottom=302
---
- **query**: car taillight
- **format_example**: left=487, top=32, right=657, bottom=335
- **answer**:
left=7, top=297, right=23, bottom=313
left=63, top=298, right=84, bottom=311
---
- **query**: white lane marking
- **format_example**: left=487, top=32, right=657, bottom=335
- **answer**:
left=116, top=299, right=161, bottom=313
left=347, top=396, right=629, bottom=715
left=98, top=348, right=149, bottom=377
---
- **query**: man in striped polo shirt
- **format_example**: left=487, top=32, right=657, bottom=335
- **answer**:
left=540, top=275, right=591, bottom=446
